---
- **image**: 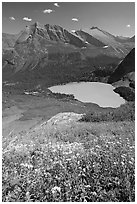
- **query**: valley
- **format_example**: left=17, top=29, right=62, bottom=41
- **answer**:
left=2, top=84, right=112, bottom=137
left=2, top=9, right=135, bottom=202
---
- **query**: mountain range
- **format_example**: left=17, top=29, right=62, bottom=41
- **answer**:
left=2, top=22, right=135, bottom=87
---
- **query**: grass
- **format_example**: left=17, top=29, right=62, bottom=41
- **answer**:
left=80, top=102, right=135, bottom=122
left=2, top=119, right=135, bottom=202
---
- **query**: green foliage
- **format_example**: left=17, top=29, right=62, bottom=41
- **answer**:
left=4, top=51, right=119, bottom=88
left=49, top=92, right=75, bottom=100
left=80, top=102, right=135, bottom=122
left=93, top=64, right=117, bottom=77
left=129, top=81, right=135, bottom=89
left=114, top=86, right=135, bottom=101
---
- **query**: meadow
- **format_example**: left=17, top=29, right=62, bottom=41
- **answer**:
left=2, top=117, right=135, bottom=202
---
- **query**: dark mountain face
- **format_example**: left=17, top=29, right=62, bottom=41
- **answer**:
left=130, top=35, right=135, bottom=42
left=107, top=48, right=135, bottom=102
left=2, top=23, right=135, bottom=86
left=108, top=48, right=135, bottom=84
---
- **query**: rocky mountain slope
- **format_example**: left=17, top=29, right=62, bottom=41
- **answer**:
left=2, top=23, right=135, bottom=86
left=83, top=27, right=134, bottom=54
left=2, top=33, right=19, bottom=49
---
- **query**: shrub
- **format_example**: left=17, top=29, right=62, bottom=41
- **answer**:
left=80, top=102, right=135, bottom=122
left=114, top=86, right=135, bottom=101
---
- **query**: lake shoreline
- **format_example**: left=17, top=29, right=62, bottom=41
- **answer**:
left=48, top=82, right=125, bottom=108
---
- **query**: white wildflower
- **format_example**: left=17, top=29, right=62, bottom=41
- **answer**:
left=129, top=161, right=134, bottom=165
left=20, top=163, right=33, bottom=169
left=51, top=186, right=61, bottom=194
left=129, top=146, right=134, bottom=149
left=121, top=161, right=125, bottom=165
left=65, top=158, right=71, bottom=161
left=121, top=154, right=126, bottom=158
left=85, top=185, right=91, bottom=188
left=35, top=169, right=40, bottom=173
left=92, top=191, right=97, bottom=196
left=26, top=191, right=30, bottom=199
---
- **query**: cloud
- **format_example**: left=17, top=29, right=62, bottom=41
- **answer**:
left=126, top=24, right=131, bottom=28
left=54, top=3, right=60, bottom=7
left=72, top=18, right=79, bottom=22
left=23, top=17, right=32, bottom=22
left=9, top=17, right=15, bottom=21
left=43, top=9, right=54, bottom=14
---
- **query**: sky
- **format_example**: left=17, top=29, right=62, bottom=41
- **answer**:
left=2, top=2, right=135, bottom=37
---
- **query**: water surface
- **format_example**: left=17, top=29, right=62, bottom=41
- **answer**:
left=49, top=82, right=125, bottom=108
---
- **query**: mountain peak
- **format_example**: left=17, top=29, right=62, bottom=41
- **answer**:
left=90, top=26, right=100, bottom=30
left=31, top=22, right=45, bottom=30
left=44, top=24, right=64, bottom=32
left=34, top=21, right=42, bottom=27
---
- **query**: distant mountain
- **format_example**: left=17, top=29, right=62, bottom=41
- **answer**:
left=2, top=23, right=135, bottom=86
left=75, top=30, right=106, bottom=47
left=115, top=35, right=135, bottom=43
left=79, top=26, right=134, bottom=56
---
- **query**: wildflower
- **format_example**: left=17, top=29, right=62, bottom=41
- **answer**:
left=14, top=170, right=17, bottom=174
left=65, top=158, right=71, bottom=161
left=20, top=163, right=33, bottom=169
left=121, top=161, right=125, bottom=165
left=26, top=191, right=30, bottom=200
left=76, top=153, right=80, bottom=157
left=85, top=185, right=91, bottom=188
left=35, top=168, right=40, bottom=173
left=121, top=154, right=126, bottom=158
left=95, top=145, right=101, bottom=148
left=91, top=191, right=97, bottom=196
left=27, top=164, right=33, bottom=169
left=51, top=186, right=61, bottom=194
left=20, top=163, right=26, bottom=167
left=128, top=161, right=134, bottom=165
left=64, top=151, right=72, bottom=155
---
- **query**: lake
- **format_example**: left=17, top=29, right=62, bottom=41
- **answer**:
left=48, top=82, right=125, bottom=108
